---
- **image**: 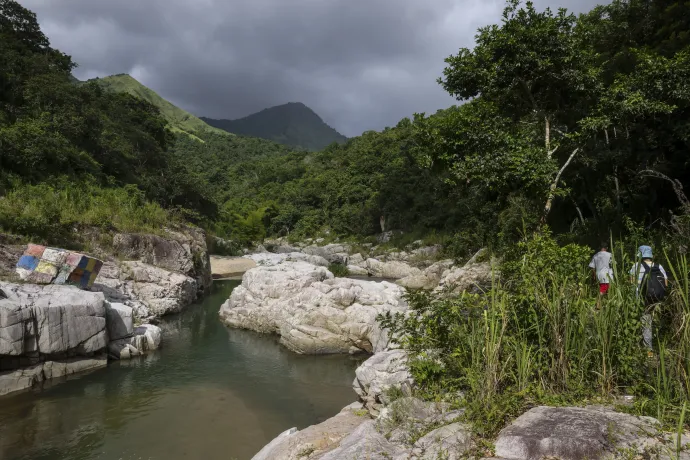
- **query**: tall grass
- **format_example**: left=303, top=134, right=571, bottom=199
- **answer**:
left=379, top=232, right=690, bottom=436
left=0, top=181, right=174, bottom=243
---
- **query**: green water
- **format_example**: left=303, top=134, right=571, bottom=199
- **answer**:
left=0, top=281, right=363, bottom=460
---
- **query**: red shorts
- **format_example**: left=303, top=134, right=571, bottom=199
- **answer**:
left=599, top=283, right=610, bottom=294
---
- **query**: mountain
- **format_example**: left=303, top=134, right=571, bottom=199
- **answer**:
left=201, top=102, right=348, bottom=151
left=88, top=74, right=229, bottom=139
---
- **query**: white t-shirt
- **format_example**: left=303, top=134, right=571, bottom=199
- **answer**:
left=589, top=251, right=613, bottom=284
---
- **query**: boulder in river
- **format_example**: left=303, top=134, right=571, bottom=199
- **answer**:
left=0, top=282, right=109, bottom=395
left=220, top=260, right=407, bottom=354
left=93, top=261, right=197, bottom=319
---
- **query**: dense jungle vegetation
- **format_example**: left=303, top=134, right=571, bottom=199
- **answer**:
left=3, top=0, right=689, bottom=255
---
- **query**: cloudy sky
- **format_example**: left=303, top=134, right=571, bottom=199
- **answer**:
left=23, top=0, right=601, bottom=137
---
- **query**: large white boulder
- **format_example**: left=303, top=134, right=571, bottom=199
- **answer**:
left=0, top=283, right=107, bottom=356
left=220, top=260, right=407, bottom=354
left=353, top=350, right=413, bottom=414
left=94, top=261, right=197, bottom=318
left=251, top=402, right=369, bottom=460
left=495, top=406, right=666, bottom=460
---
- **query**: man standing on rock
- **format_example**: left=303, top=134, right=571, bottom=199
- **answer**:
left=589, top=242, right=613, bottom=308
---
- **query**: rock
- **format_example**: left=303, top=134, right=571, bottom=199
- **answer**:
left=319, top=420, right=407, bottom=459
left=397, top=260, right=455, bottom=290
left=105, top=302, right=134, bottom=341
left=0, top=356, right=107, bottom=396
left=113, top=228, right=211, bottom=296
left=347, top=265, right=369, bottom=276
left=353, top=350, right=413, bottom=413
left=376, top=397, right=464, bottom=446
left=0, top=283, right=107, bottom=356
left=303, top=244, right=352, bottom=264
left=210, top=256, right=257, bottom=278
left=245, top=252, right=329, bottom=268
left=410, top=422, right=473, bottom=460
left=250, top=402, right=369, bottom=460
left=93, top=261, right=197, bottom=318
left=108, top=324, right=161, bottom=360
left=437, top=259, right=494, bottom=294
left=494, top=406, right=662, bottom=460
left=220, top=260, right=407, bottom=354
left=411, top=245, right=441, bottom=259
left=271, top=244, right=301, bottom=254
left=124, top=262, right=197, bottom=316
left=0, top=238, right=24, bottom=282
left=377, top=231, right=395, bottom=243
left=365, top=258, right=422, bottom=280
left=349, top=253, right=365, bottom=266
left=15, top=244, right=104, bottom=288
left=386, top=251, right=410, bottom=262
left=252, top=428, right=299, bottom=460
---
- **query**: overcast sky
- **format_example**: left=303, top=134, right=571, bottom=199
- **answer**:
left=23, top=0, right=601, bottom=137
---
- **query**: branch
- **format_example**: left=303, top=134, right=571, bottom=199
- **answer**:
left=542, top=148, right=581, bottom=221
left=640, top=169, right=690, bottom=209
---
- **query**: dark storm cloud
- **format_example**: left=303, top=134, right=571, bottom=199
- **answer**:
left=22, top=0, right=602, bottom=137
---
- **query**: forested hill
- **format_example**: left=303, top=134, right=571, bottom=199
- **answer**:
left=88, top=74, right=229, bottom=139
left=201, top=102, right=348, bottom=151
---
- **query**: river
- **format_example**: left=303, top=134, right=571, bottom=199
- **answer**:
left=0, top=280, right=364, bottom=460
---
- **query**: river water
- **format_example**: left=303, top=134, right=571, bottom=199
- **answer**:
left=0, top=281, right=364, bottom=460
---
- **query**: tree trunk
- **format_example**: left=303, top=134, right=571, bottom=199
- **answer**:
left=542, top=148, right=580, bottom=222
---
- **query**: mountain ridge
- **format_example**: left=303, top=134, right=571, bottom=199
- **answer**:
left=87, top=74, right=229, bottom=139
left=202, top=102, right=348, bottom=151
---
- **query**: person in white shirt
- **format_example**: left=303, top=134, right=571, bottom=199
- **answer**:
left=589, top=243, right=613, bottom=308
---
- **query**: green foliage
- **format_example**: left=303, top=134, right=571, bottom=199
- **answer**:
left=380, top=232, right=690, bottom=436
left=327, top=263, right=350, bottom=277
left=202, top=102, right=347, bottom=151
left=90, top=74, right=229, bottom=139
left=0, top=180, right=173, bottom=244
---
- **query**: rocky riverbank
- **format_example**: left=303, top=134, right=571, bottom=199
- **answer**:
left=0, top=283, right=161, bottom=396
left=0, top=226, right=212, bottom=396
left=221, top=249, right=689, bottom=459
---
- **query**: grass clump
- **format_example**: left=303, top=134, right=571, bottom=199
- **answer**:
left=0, top=180, right=174, bottom=245
left=328, top=263, right=350, bottom=277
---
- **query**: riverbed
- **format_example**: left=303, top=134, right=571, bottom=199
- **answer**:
left=0, top=281, right=363, bottom=460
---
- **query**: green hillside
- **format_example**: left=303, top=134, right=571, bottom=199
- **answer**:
left=90, top=74, right=228, bottom=139
left=202, top=102, right=347, bottom=151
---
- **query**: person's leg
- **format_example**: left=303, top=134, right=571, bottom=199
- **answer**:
left=642, top=313, right=653, bottom=350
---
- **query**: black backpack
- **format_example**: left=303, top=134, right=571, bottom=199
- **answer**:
left=641, top=261, right=667, bottom=302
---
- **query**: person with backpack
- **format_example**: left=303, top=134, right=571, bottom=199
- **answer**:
left=589, top=242, right=614, bottom=308
left=629, top=245, right=668, bottom=353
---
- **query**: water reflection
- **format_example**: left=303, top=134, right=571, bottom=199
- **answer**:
left=0, top=281, right=362, bottom=460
